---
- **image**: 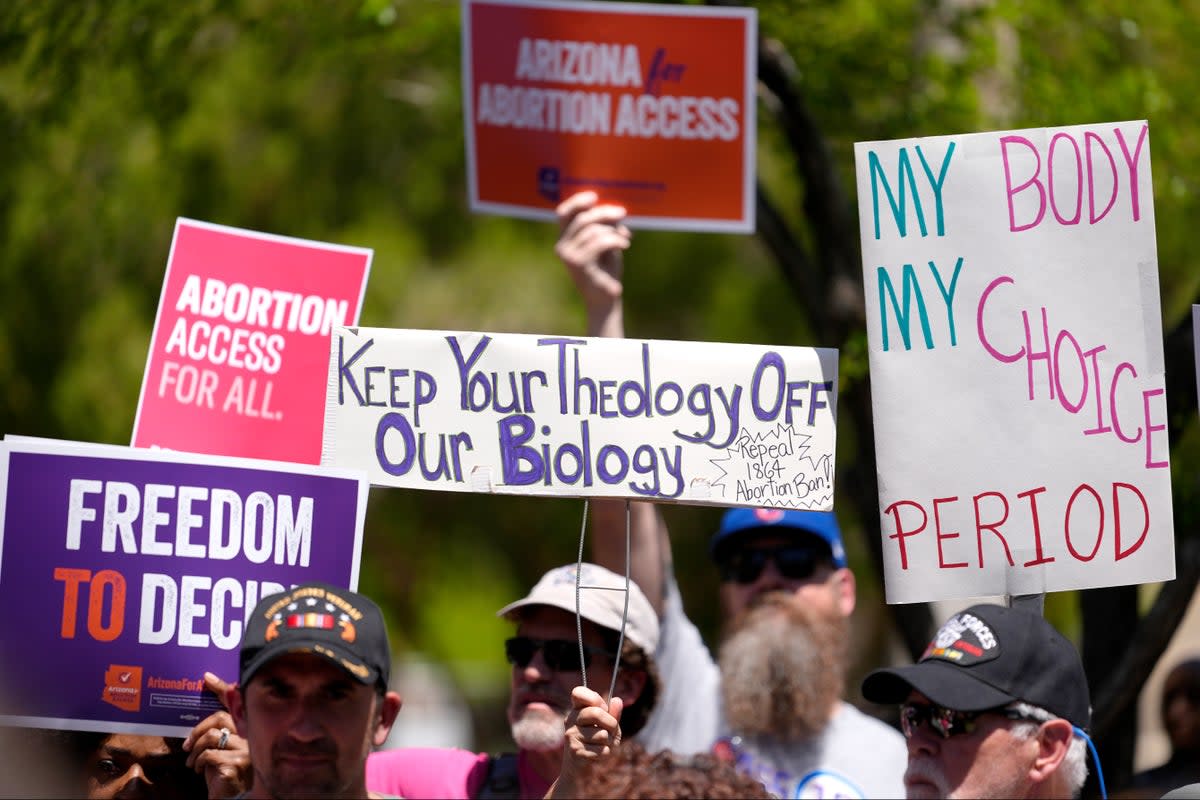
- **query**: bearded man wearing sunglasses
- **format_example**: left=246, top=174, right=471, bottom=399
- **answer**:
left=862, top=603, right=1091, bottom=799
left=554, top=191, right=907, bottom=799
left=367, top=562, right=660, bottom=799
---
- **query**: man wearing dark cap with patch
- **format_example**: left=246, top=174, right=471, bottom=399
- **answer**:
left=229, top=582, right=402, bottom=800
left=862, top=603, right=1091, bottom=799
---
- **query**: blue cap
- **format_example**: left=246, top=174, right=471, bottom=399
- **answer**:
left=710, top=508, right=847, bottom=568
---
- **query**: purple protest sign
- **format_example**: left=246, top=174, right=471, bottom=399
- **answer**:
left=0, top=437, right=367, bottom=736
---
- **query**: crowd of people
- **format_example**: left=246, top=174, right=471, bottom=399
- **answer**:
left=11, top=572, right=1115, bottom=799
left=7, top=191, right=1194, bottom=800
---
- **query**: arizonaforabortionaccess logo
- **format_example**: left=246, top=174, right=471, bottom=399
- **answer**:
left=102, top=664, right=143, bottom=713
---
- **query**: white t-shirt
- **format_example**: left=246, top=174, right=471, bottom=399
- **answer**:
left=637, top=573, right=907, bottom=799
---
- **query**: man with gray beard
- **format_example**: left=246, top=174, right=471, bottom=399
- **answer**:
left=556, top=191, right=907, bottom=798
left=700, top=510, right=906, bottom=798
left=718, top=591, right=848, bottom=745
left=367, top=562, right=660, bottom=799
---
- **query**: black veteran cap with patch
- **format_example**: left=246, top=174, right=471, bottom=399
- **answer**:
left=239, top=582, right=391, bottom=689
left=862, top=603, right=1090, bottom=729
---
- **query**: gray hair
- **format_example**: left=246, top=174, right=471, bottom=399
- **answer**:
left=1007, top=701, right=1089, bottom=798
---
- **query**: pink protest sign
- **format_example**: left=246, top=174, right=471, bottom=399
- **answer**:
left=132, top=219, right=371, bottom=464
left=855, top=121, right=1173, bottom=603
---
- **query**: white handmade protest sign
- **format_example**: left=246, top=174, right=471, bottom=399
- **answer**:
left=856, top=120, right=1173, bottom=604
left=322, top=327, right=838, bottom=507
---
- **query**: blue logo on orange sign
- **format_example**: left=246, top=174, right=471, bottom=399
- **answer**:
left=538, top=167, right=561, bottom=203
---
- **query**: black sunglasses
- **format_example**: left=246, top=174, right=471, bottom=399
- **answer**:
left=900, top=702, right=1044, bottom=739
left=717, top=544, right=825, bottom=584
left=504, top=636, right=613, bottom=672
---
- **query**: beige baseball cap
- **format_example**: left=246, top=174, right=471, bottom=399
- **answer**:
left=496, top=562, right=660, bottom=654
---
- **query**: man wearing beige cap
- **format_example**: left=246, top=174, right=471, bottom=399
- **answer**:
left=367, top=562, right=661, bottom=799
left=554, top=191, right=907, bottom=798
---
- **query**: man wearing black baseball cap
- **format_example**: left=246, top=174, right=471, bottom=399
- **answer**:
left=862, top=603, right=1091, bottom=799
left=229, top=582, right=402, bottom=800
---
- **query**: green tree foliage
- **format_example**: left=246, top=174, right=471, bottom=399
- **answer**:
left=0, top=1, right=780, bottom=736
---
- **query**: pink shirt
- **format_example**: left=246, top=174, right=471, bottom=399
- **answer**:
left=366, top=748, right=552, bottom=800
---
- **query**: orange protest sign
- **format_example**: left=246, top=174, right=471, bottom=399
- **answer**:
left=463, top=0, right=757, bottom=232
